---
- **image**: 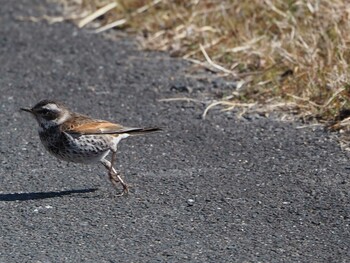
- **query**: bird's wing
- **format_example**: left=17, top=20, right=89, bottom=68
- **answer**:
left=61, top=114, right=159, bottom=135
left=66, top=121, right=130, bottom=135
left=61, top=115, right=129, bottom=135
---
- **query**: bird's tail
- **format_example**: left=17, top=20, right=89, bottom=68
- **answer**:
left=115, top=127, right=162, bottom=136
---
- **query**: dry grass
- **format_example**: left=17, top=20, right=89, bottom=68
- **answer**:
left=62, top=0, right=350, bottom=127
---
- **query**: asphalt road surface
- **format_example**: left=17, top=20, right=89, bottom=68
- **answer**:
left=0, top=1, right=349, bottom=262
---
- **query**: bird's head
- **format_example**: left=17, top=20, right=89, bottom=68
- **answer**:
left=21, top=99, right=71, bottom=129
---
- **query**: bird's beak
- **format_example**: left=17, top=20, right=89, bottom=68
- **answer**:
left=20, top=108, right=33, bottom=113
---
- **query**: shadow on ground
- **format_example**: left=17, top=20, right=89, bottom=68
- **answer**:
left=0, top=188, right=98, bottom=201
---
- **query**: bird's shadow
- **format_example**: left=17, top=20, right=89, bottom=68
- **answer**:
left=0, top=188, right=98, bottom=201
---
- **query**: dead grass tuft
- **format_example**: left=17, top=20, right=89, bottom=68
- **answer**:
left=61, top=0, right=350, bottom=128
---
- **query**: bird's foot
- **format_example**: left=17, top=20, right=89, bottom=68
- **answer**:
left=109, top=172, right=128, bottom=196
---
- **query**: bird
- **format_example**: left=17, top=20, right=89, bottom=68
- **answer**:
left=21, top=99, right=161, bottom=196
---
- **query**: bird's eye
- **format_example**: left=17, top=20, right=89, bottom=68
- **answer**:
left=38, top=109, right=50, bottom=115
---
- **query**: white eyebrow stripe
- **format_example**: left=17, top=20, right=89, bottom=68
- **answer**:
left=43, top=103, right=60, bottom=111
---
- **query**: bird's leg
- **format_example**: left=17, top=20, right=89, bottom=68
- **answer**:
left=110, top=151, right=128, bottom=195
left=108, top=151, right=116, bottom=177
left=101, top=155, right=128, bottom=196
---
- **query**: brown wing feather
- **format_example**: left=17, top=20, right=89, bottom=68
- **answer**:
left=61, top=114, right=125, bottom=135
left=61, top=114, right=161, bottom=135
left=68, top=122, right=127, bottom=135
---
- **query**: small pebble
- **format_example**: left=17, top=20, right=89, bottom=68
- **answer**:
left=187, top=199, right=195, bottom=206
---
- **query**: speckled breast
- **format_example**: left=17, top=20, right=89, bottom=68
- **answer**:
left=38, top=127, right=111, bottom=164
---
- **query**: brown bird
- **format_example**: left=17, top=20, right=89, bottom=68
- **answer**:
left=21, top=99, right=160, bottom=195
